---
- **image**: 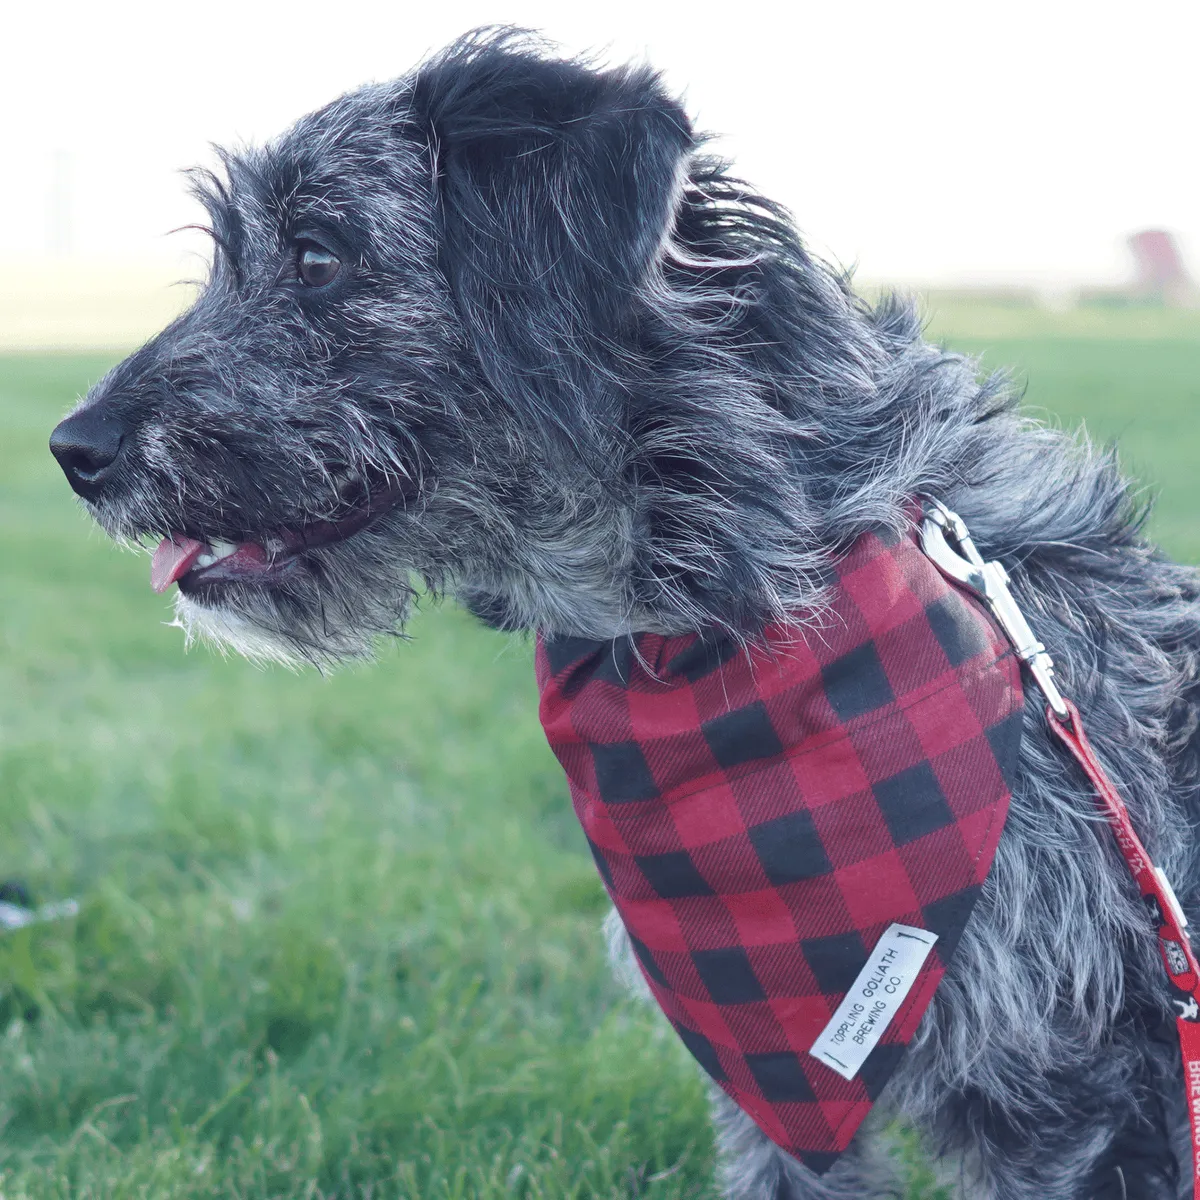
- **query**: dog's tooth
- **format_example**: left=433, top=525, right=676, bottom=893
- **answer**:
left=195, top=552, right=217, bottom=568
left=210, top=539, right=239, bottom=560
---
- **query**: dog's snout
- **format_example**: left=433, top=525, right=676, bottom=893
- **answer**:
left=49, top=406, right=130, bottom=499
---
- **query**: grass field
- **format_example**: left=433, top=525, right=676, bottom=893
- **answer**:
left=2, top=302, right=1199, bottom=1198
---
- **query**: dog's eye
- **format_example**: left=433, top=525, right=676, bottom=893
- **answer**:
left=296, top=242, right=341, bottom=288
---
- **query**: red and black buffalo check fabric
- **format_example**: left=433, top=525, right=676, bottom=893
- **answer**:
left=536, top=525, right=1024, bottom=1174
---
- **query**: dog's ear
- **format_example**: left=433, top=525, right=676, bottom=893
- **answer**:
left=409, top=37, right=695, bottom=445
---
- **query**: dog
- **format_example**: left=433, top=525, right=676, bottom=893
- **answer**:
left=48, top=31, right=1200, bottom=1199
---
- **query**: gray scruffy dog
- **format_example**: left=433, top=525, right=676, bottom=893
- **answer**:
left=49, top=30, right=1200, bottom=1200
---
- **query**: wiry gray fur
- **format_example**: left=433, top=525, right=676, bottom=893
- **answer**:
left=50, top=30, right=1200, bottom=1199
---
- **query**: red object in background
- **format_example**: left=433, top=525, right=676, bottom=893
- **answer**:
left=1128, top=229, right=1197, bottom=306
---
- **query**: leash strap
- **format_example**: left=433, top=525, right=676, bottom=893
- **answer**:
left=1047, top=701, right=1200, bottom=1189
left=920, top=499, right=1200, bottom=1189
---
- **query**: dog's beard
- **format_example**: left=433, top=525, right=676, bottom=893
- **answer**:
left=163, top=526, right=421, bottom=668
left=172, top=593, right=319, bottom=667
left=81, top=472, right=424, bottom=666
left=171, top=567, right=417, bottom=666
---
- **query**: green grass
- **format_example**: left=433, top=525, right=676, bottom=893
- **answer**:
left=924, top=300, right=1200, bottom=560
left=1, top=304, right=1198, bottom=1197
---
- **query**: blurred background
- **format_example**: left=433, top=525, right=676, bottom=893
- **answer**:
left=1, top=3, right=1198, bottom=1196
left=4, top=0, right=1199, bottom=348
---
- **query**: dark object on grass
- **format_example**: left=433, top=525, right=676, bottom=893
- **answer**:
left=48, top=30, right=1200, bottom=1199
left=0, top=881, right=33, bottom=910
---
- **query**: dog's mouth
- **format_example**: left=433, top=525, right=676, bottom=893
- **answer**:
left=150, top=486, right=407, bottom=596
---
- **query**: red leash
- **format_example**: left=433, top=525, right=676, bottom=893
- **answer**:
left=1048, top=700, right=1200, bottom=1189
left=921, top=500, right=1200, bottom=1189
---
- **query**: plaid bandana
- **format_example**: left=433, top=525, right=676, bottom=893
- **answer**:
left=536, top=526, right=1024, bottom=1174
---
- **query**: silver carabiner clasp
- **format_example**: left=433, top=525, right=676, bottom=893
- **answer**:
left=920, top=498, right=1069, bottom=720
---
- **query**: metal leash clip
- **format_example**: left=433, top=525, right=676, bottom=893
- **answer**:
left=919, top=498, right=1069, bottom=721
left=924, top=501, right=1191, bottom=931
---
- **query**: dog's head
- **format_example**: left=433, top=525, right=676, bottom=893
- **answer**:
left=50, top=32, right=907, bottom=664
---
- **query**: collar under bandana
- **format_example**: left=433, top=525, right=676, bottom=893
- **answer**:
left=536, top=525, right=1024, bottom=1174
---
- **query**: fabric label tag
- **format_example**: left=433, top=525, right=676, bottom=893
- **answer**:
left=808, top=923, right=938, bottom=1081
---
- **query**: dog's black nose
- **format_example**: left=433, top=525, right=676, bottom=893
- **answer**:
left=49, top=407, right=128, bottom=499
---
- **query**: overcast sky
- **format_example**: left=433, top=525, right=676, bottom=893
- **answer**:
left=6, top=0, right=1197, bottom=286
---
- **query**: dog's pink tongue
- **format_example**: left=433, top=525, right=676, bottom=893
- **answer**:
left=151, top=535, right=205, bottom=593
